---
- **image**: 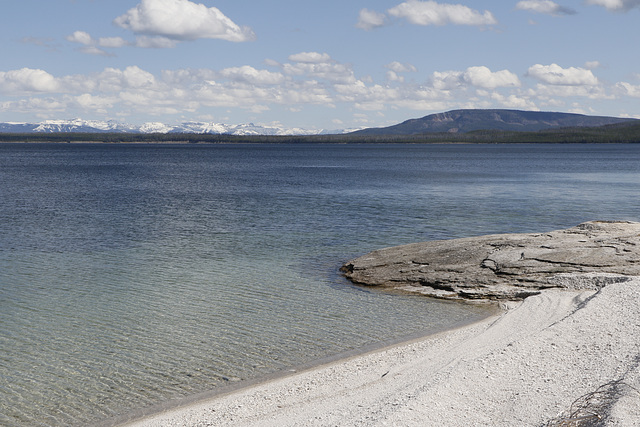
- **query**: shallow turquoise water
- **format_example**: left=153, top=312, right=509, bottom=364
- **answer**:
left=1, top=142, right=639, bottom=426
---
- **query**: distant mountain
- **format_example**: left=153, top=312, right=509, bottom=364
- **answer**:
left=0, top=118, right=353, bottom=136
left=351, top=109, right=637, bottom=135
left=3, top=110, right=634, bottom=138
left=0, top=119, right=138, bottom=133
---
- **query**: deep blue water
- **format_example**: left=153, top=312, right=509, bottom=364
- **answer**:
left=1, top=142, right=639, bottom=426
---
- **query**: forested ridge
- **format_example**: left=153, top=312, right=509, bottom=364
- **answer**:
left=1, top=120, right=640, bottom=144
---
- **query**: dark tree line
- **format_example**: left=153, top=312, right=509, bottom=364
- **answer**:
left=1, top=121, right=639, bottom=144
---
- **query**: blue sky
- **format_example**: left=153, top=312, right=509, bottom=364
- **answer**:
left=2, top=0, right=640, bottom=130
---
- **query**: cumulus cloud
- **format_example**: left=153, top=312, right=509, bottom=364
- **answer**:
left=531, top=83, right=610, bottom=100
left=94, top=66, right=158, bottom=91
left=615, top=82, right=640, bottom=97
left=72, top=93, right=116, bottom=112
left=586, top=0, right=640, bottom=11
left=218, top=66, right=285, bottom=85
left=0, top=68, right=60, bottom=94
left=433, top=66, right=521, bottom=90
left=356, top=8, right=387, bottom=30
left=67, top=0, right=248, bottom=54
left=282, top=53, right=355, bottom=84
left=490, top=93, right=539, bottom=110
left=67, top=30, right=93, bottom=46
left=464, top=66, right=521, bottom=89
left=1, top=97, right=66, bottom=114
left=284, top=62, right=356, bottom=84
left=515, top=0, right=576, bottom=15
left=384, top=62, right=417, bottom=83
left=6, top=56, right=637, bottom=125
left=113, top=0, right=255, bottom=42
left=288, top=52, right=332, bottom=64
left=387, top=0, right=498, bottom=26
left=527, top=63, right=598, bottom=85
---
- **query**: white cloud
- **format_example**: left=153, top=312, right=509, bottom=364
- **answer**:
left=529, top=83, right=611, bottom=100
left=385, top=61, right=417, bottom=73
left=114, top=0, right=255, bottom=42
left=433, top=66, right=520, bottom=90
left=122, top=66, right=157, bottom=88
left=527, top=63, right=598, bottom=85
left=615, top=82, right=640, bottom=97
left=90, top=66, right=158, bottom=93
left=490, top=93, right=538, bottom=110
left=464, top=66, right=521, bottom=89
left=280, top=53, right=357, bottom=84
left=72, top=93, right=116, bottom=112
left=288, top=52, right=332, bottom=64
left=515, top=0, right=576, bottom=15
left=387, top=71, right=403, bottom=82
left=5, top=55, right=636, bottom=126
left=388, top=1, right=497, bottom=26
left=67, top=31, right=129, bottom=54
left=583, top=61, right=601, bottom=70
left=586, top=0, right=640, bottom=11
left=356, top=8, right=387, bottom=30
left=68, top=2, right=237, bottom=54
left=161, top=68, right=216, bottom=85
left=0, top=68, right=60, bottom=94
left=98, top=37, right=129, bottom=48
left=1, top=97, right=66, bottom=115
left=385, top=62, right=417, bottom=83
left=333, top=80, right=369, bottom=99
left=66, top=31, right=93, bottom=46
left=432, top=70, right=465, bottom=90
left=218, top=66, right=285, bottom=85
left=283, top=62, right=356, bottom=84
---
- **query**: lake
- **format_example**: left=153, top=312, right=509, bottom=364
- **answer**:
left=1, top=142, right=639, bottom=426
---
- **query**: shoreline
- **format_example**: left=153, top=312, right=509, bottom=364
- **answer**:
left=109, top=276, right=640, bottom=426
left=96, top=301, right=500, bottom=427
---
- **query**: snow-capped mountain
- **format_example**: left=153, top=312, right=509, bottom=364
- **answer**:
left=35, top=119, right=139, bottom=133
left=0, top=118, right=350, bottom=135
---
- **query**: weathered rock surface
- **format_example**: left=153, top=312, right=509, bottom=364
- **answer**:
left=342, top=221, right=640, bottom=301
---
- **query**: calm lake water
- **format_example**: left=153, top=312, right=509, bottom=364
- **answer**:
left=1, top=142, right=639, bottom=426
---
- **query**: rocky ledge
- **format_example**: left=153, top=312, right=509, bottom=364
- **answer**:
left=341, top=221, right=640, bottom=301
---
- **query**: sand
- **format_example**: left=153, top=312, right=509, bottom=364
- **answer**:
left=119, top=276, right=640, bottom=426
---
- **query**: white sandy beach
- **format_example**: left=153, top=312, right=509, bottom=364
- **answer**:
left=121, top=275, right=640, bottom=427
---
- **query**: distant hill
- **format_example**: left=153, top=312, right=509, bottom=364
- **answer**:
left=351, top=109, right=637, bottom=135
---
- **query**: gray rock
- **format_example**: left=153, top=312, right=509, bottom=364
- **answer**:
left=341, top=221, right=640, bottom=301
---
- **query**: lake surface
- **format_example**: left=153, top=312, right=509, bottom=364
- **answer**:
left=1, top=142, right=639, bottom=426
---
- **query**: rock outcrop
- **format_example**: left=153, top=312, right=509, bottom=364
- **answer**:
left=341, top=221, right=640, bottom=301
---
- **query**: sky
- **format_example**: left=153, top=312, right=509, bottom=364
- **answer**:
left=2, top=0, right=640, bottom=130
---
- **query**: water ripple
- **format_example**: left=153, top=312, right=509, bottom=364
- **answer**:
left=2, top=143, right=639, bottom=425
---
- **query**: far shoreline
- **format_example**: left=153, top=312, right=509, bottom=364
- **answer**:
left=3, top=125, right=640, bottom=145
